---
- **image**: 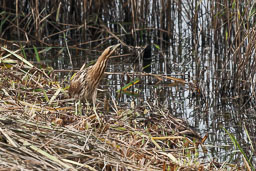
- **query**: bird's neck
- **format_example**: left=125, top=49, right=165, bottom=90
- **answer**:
left=96, top=53, right=110, bottom=65
left=91, top=55, right=110, bottom=79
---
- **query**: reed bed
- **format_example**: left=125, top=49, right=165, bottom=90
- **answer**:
left=0, top=51, right=243, bottom=170
left=1, top=0, right=256, bottom=95
left=0, top=0, right=255, bottom=170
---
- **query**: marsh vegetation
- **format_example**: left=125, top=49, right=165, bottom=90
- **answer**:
left=0, top=0, right=255, bottom=170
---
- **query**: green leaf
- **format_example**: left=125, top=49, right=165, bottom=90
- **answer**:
left=39, top=47, right=52, bottom=54
left=33, top=46, right=40, bottom=62
left=20, top=45, right=27, bottom=59
left=154, top=44, right=160, bottom=49
left=225, top=30, right=228, bottom=41
left=42, top=89, right=49, bottom=102
left=56, top=3, right=61, bottom=22
left=232, top=0, right=236, bottom=10
left=117, top=78, right=140, bottom=93
left=224, top=128, right=254, bottom=170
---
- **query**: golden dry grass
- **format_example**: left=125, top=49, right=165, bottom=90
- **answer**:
left=0, top=48, right=243, bottom=170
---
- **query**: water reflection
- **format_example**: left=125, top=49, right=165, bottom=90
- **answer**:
left=99, top=43, right=256, bottom=164
left=50, top=27, right=256, bottom=167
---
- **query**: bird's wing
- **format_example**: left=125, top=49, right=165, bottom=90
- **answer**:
left=69, top=76, right=81, bottom=97
left=68, top=66, right=92, bottom=98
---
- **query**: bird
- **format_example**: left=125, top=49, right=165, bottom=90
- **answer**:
left=69, top=43, right=120, bottom=110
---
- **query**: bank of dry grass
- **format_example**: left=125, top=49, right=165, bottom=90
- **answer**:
left=0, top=48, right=244, bottom=170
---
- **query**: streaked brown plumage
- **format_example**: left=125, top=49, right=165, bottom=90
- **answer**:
left=69, top=44, right=120, bottom=107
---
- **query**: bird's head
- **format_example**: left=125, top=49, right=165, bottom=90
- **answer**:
left=101, top=43, right=120, bottom=59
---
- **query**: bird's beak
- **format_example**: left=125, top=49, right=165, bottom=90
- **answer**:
left=110, top=43, right=121, bottom=51
left=108, top=43, right=120, bottom=56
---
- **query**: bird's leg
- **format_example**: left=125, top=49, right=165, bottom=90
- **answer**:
left=79, top=100, right=89, bottom=115
left=82, top=101, right=87, bottom=115
left=92, top=91, right=101, bottom=124
left=79, top=100, right=83, bottom=115
left=93, top=101, right=101, bottom=125
left=85, top=100, right=90, bottom=114
left=75, top=101, right=78, bottom=115
left=75, top=100, right=83, bottom=115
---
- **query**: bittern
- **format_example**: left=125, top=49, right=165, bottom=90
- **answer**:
left=69, top=44, right=120, bottom=109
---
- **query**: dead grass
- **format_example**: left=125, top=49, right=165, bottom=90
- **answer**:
left=0, top=49, right=242, bottom=171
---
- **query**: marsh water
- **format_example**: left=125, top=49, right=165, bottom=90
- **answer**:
left=2, top=0, right=256, bottom=166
